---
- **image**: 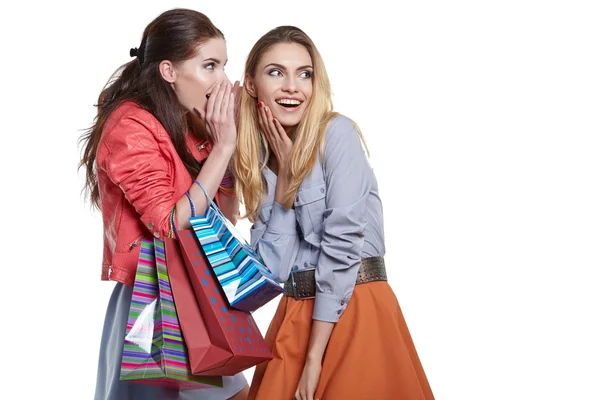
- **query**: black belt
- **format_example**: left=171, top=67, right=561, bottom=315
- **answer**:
left=283, top=256, right=387, bottom=300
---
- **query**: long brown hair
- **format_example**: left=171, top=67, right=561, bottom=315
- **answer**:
left=78, top=8, right=223, bottom=208
left=232, top=26, right=367, bottom=222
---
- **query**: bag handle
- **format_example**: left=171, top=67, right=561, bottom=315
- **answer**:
left=169, top=190, right=197, bottom=240
left=194, top=180, right=228, bottom=222
left=193, top=180, right=257, bottom=254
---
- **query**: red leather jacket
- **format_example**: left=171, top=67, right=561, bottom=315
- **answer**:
left=96, top=101, right=229, bottom=286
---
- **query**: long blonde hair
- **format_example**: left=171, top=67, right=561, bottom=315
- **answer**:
left=233, top=26, right=365, bottom=222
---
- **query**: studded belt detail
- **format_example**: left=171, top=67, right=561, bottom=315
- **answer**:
left=283, top=256, right=387, bottom=300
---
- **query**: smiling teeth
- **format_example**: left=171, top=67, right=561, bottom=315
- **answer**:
left=276, top=99, right=301, bottom=105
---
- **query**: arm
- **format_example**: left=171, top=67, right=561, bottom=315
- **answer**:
left=294, top=320, right=334, bottom=400
left=100, top=114, right=234, bottom=238
left=178, top=144, right=234, bottom=229
left=295, top=117, right=371, bottom=400
left=312, top=117, right=371, bottom=323
left=218, top=189, right=240, bottom=225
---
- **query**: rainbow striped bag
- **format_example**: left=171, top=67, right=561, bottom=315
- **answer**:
left=119, top=238, right=223, bottom=389
left=189, top=181, right=283, bottom=313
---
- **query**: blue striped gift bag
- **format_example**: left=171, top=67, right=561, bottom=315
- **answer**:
left=119, top=238, right=223, bottom=389
left=189, top=182, right=284, bottom=313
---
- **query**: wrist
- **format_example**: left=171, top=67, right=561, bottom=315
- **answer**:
left=304, top=353, right=323, bottom=366
left=278, top=164, right=291, bottom=180
left=306, top=352, right=323, bottom=365
left=212, top=142, right=236, bottom=156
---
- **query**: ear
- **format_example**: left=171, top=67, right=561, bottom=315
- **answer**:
left=159, top=60, right=176, bottom=84
left=244, top=74, right=257, bottom=98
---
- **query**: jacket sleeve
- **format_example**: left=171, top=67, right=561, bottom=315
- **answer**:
left=313, top=116, right=371, bottom=323
left=98, top=113, right=176, bottom=239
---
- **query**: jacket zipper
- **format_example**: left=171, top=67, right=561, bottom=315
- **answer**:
left=128, top=236, right=144, bottom=252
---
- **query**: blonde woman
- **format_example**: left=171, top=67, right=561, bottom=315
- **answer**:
left=233, top=26, right=435, bottom=400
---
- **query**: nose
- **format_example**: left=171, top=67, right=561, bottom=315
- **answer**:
left=221, top=69, right=231, bottom=83
left=282, top=76, right=298, bottom=94
left=215, top=70, right=230, bottom=86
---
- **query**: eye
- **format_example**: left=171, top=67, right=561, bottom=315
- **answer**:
left=204, top=62, right=215, bottom=70
left=268, top=69, right=283, bottom=77
left=300, top=71, right=313, bottom=79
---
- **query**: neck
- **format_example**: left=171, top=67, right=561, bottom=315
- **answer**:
left=284, top=124, right=296, bottom=137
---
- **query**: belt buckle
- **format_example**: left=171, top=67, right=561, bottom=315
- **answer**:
left=290, top=268, right=316, bottom=300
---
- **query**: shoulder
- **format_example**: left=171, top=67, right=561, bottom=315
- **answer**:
left=104, top=101, right=160, bottom=131
left=97, top=101, right=171, bottom=164
left=100, top=101, right=168, bottom=152
left=324, top=114, right=358, bottom=141
left=323, top=114, right=364, bottom=156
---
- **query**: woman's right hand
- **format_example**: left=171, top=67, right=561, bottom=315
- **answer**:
left=195, top=81, right=239, bottom=151
left=258, top=102, right=293, bottom=168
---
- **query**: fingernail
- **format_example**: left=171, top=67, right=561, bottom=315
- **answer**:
left=257, top=102, right=263, bottom=108
left=265, top=106, right=269, bottom=112
left=273, top=118, right=277, bottom=123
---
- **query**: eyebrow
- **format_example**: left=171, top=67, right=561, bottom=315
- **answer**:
left=203, top=57, right=227, bottom=65
left=264, top=63, right=313, bottom=71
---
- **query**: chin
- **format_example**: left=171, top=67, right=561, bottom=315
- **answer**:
left=277, top=116, right=302, bottom=129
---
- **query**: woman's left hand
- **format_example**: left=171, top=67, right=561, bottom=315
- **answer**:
left=294, top=358, right=322, bottom=400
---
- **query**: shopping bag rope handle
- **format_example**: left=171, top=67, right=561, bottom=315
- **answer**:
left=193, top=180, right=227, bottom=221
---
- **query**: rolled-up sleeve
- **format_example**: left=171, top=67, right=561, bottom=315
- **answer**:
left=98, top=115, right=176, bottom=239
left=250, top=200, right=300, bottom=283
left=313, top=117, right=371, bottom=323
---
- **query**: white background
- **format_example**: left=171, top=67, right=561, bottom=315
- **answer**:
left=1, top=0, right=599, bottom=398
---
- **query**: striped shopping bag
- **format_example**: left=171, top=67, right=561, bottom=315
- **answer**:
left=119, top=239, right=223, bottom=389
left=189, top=182, right=284, bottom=313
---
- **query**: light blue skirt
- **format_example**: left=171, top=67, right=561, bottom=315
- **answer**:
left=94, top=282, right=248, bottom=399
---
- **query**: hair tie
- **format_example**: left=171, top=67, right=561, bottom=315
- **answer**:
left=129, top=37, right=146, bottom=64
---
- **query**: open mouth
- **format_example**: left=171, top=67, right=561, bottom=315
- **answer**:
left=275, top=98, right=302, bottom=108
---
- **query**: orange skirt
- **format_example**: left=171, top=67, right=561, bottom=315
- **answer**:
left=248, top=281, right=434, bottom=400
